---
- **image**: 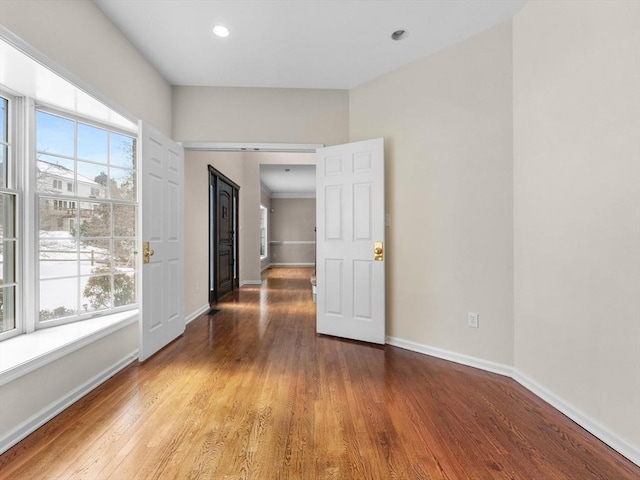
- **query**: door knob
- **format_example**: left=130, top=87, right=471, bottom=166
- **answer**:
left=374, top=241, right=383, bottom=261
left=143, top=241, right=155, bottom=264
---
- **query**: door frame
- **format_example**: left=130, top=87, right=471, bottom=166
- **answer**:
left=208, top=165, right=240, bottom=305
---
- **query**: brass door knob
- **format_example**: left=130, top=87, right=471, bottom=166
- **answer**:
left=374, top=241, right=383, bottom=261
left=143, top=241, right=155, bottom=264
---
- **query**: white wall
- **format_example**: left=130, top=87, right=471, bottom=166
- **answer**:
left=173, top=86, right=348, bottom=145
left=269, top=198, right=316, bottom=266
left=0, top=0, right=172, bottom=136
left=349, top=22, right=515, bottom=366
left=513, top=0, right=640, bottom=458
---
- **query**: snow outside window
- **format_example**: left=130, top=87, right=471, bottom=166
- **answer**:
left=36, top=108, right=138, bottom=326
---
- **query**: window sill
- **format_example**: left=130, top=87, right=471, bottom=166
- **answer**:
left=0, top=311, right=138, bottom=386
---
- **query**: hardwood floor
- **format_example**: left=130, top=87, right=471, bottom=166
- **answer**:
left=1, top=267, right=638, bottom=479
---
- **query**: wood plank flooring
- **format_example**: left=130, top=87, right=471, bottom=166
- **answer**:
left=1, top=267, right=638, bottom=479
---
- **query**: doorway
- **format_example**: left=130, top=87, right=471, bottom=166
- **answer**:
left=209, top=165, right=240, bottom=305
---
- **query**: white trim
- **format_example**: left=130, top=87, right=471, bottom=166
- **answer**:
left=269, top=262, right=315, bottom=268
left=240, top=280, right=263, bottom=286
left=269, top=240, right=316, bottom=245
left=0, top=312, right=138, bottom=386
left=0, top=350, right=137, bottom=455
left=181, top=142, right=323, bottom=153
left=185, top=304, right=210, bottom=325
left=261, top=263, right=272, bottom=272
left=386, top=336, right=513, bottom=377
left=513, top=370, right=640, bottom=467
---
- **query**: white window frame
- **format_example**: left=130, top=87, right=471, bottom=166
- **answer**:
left=0, top=89, right=24, bottom=341
left=33, top=104, right=139, bottom=329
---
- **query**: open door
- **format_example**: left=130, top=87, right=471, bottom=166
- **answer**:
left=139, top=122, right=185, bottom=361
left=316, top=138, right=385, bottom=344
left=208, top=166, right=240, bottom=305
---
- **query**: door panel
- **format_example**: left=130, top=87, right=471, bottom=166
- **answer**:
left=209, top=167, right=240, bottom=304
left=216, top=178, right=234, bottom=298
left=316, top=138, right=385, bottom=344
left=139, top=122, right=185, bottom=362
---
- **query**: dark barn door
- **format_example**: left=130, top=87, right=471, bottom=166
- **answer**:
left=209, top=166, right=240, bottom=305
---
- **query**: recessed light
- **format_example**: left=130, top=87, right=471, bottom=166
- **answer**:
left=213, top=25, right=229, bottom=37
left=391, top=29, right=408, bottom=41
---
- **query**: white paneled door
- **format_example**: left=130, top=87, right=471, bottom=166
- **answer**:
left=316, top=138, right=385, bottom=344
left=139, top=122, right=185, bottom=361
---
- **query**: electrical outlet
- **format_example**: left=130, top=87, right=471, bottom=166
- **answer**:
left=468, top=312, right=479, bottom=328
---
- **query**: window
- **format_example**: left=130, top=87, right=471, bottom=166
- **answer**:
left=260, top=205, right=268, bottom=259
left=36, top=109, right=138, bottom=324
left=0, top=94, right=18, bottom=338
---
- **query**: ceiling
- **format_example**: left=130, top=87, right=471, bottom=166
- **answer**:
left=93, top=0, right=526, bottom=195
left=260, top=164, right=316, bottom=197
left=94, top=0, right=526, bottom=90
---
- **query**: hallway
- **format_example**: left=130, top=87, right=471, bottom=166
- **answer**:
left=1, top=268, right=638, bottom=479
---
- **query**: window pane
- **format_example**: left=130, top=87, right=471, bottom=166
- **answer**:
left=113, top=272, right=136, bottom=307
left=39, top=197, right=77, bottom=233
left=78, top=123, right=108, bottom=163
left=0, top=97, right=7, bottom=142
left=78, top=161, right=107, bottom=198
left=0, top=240, right=16, bottom=284
left=0, top=193, right=15, bottom=238
left=39, top=236, right=78, bottom=279
left=0, top=285, right=16, bottom=333
left=82, top=239, right=112, bottom=274
left=37, top=155, right=75, bottom=193
left=113, top=205, right=136, bottom=237
left=0, top=145, right=6, bottom=189
left=40, top=278, right=78, bottom=321
left=79, top=202, right=111, bottom=238
left=114, top=239, right=136, bottom=269
left=110, top=167, right=136, bottom=201
left=110, top=133, right=136, bottom=169
left=81, top=273, right=111, bottom=312
left=36, top=111, right=75, bottom=157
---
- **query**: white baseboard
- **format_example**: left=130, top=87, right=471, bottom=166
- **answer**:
left=261, top=263, right=271, bottom=272
left=386, top=335, right=639, bottom=467
left=0, top=351, right=137, bottom=455
left=386, top=336, right=513, bottom=377
left=185, top=304, right=210, bottom=325
left=240, top=280, right=262, bottom=286
left=513, top=370, right=640, bottom=467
